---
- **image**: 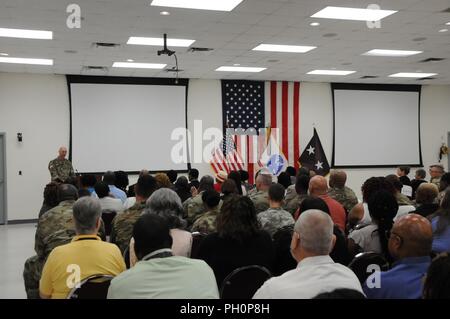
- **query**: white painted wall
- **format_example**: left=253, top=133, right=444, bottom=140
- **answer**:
left=0, top=73, right=449, bottom=221
left=0, top=73, right=70, bottom=221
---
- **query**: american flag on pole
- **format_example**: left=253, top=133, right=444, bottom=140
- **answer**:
left=210, top=80, right=301, bottom=184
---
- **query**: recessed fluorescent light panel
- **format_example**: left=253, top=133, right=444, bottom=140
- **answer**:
left=0, top=57, right=53, bottom=65
left=0, top=27, right=52, bottom=39
left=307, top=70, right=355, bottom=75
left=151, top=0, right=243, bottom=11
left=311, top=6, right=397, bottom=21
left=253, top=44, right=316, bottom=53
left=127, top=37, right=195, bottom=47
left=389, top=72, right=437, bottom=78
left=216, top=66, right=266, bottom=73
left=363, top=49, right=423, bottom=57
left=112, top=62, right=167, bottom=69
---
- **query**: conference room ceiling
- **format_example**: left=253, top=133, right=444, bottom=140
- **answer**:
left=0, top=0, right=449, bottom=84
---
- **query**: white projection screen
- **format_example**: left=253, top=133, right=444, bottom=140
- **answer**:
left=332, top=84, right=422, bottom=167
left=68, top=76, right=189, bottom=173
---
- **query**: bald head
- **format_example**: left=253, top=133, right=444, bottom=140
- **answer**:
left=309, top=175, right=328, bottom=196
left=293, top=209, right=334, bottom=257
left=415, top=183, right=439, bottom=205
left=329, top=170, right=347, bottom=189
left=58, top=146, right=67, bottom=159
left=389, top=214, right=433, bottom=260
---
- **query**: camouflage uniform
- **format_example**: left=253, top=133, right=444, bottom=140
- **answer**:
left=24, top=200, right=106, bottom=299
left=327, top=186, right=358, bottom=213
left=257, top=207, right=295, bottom=238
left=191, top=207, right=220, bottom=234
left=283, top=185, right=308, bottom=215
left=110, top=201, right=146, bottom=254
left=186, top=192, right=207, bottom=225
left=248, top=190, right=270, bottom=214
left=396, top=193, right=413, bottom=206
left=48, top=158, right=74, bottom=182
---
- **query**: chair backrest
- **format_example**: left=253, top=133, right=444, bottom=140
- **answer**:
left=67, top=274, right=114, bottom=299
left=348, top=252, right=390, bottom=284
left=190, top=232, right=206, bottom=259
left=220, top=265, right=272, bottom=299
left=101, top=210, right=117, bottom=237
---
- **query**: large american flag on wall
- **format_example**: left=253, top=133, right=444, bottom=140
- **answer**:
left=210, top=80, right=301, bottom=184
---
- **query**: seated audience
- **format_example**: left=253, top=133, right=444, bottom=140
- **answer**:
left=348, top=190, right=398, bottom=260
left=79, top=174, right=97, bottom=196
left=213, top=170, right=227, bottom=193
left=429, top=164, right=445, bottom=189
left=197, top=195, right=274, bottom=287
left=114, top=170, right=129, bottom=194
left=221, top=179, right=239, bottom=200
left=248, top=172, right=272, bottom=214
left=410, top=183, right=439, bottom=217
left=429, top=189, right=450, bottom=253
left=309, top=176, right=346, bottom=233
left=129, top=188, right=192, bottom=266
left=385, top=174, right=414, bottom=207
left=166, top=170, right=178, bottom=188
left=283, top=174, right=310, bottom=215
left=174, top=176, right=192, bottom=203
left=38, top=182, right=59, bottom=218
left=111, top=174, right=157, bottom=254
left=95, top=181, right=124, bottom=213
left=411, top=168, right=427, bottom=199
left=103, top=171, right=127, bottom=203
left=107, top=214, right=218, bottom=299
left=423, top=253, right=450, bottom=299
left=228, top=170, right=246, bottom=195
left=277, top=172, right=292, bottom=189
left=253, top=210, right=362, bottom=299
left=285, top=166, right=297, bottom=185
left=184, top=175, right=215, bottom=225
left=258, top=184, right=294, bottom=238
left=191, top=190, right=221, bottom=234
left=127, top=169, right=149, bottom=197
left=437, top=172, right=450, bottom=202
left=155, top=172, right=172, bottom=189
left=239, top=169, right=253, bottom=193
left=397, top=166, right=412, bottom=186
left=363, top=214, right=432, bottom=299
left=39, top=197, right=125, bottom=299
left=188, top=168, right=200, bottom=190
left=327, top=170, right=358, bottom=214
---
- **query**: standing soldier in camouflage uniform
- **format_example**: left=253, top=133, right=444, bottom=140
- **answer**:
left=185, top=175, right=215, bottom=226
left=191, top=190, right=221, bottom=234
left=110, top=174, right=157, bottom=254
left=283, top=174, right=310, bottom=215
left=48, top=146, right=74, bottom=182
left=327, top=170, right=358, bottom=214
left=248, top=173, right=272, bottom=214
left=258, top=184, right=294, bottom=238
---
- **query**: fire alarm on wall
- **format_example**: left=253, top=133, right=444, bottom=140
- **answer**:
left=17, top=133, right=22, bottom=142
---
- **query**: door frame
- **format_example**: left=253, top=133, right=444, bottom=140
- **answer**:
left=0, top=132, right=7, bottom=225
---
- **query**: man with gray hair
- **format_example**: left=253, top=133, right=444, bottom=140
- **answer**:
left=253, top=210, right=362, bottom=299
left=248, top=172, right=272, bottom=214
left=39, top=197, right=125, bottom=299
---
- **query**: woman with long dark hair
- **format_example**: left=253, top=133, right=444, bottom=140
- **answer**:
left=197, top=195, right=274, bottom=287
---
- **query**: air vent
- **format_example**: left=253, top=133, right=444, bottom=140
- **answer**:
left=165, top=67, right=184, bottom=73
left=419, top=57, right=445, bottom=63
left=84, top=66, right=108, bottom=70
left=92, top=42, right=120, bottom=48
left=417, top=77, right=436, bottom=80
left=188, top=47, right=214, bottom=52
left=359, top=75, right=379, bottom=79
left=81, top=66, right=108, bottom=74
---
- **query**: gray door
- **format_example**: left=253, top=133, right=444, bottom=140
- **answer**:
left=0, top=134, right=5, bottom=224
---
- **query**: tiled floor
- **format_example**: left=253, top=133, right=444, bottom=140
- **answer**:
left=0, top=223, right=36, bottom=299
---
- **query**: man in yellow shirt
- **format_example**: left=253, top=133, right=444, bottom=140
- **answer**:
left=39, top=197, right=126, bottom=299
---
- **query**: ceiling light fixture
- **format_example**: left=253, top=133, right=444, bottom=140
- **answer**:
left=0, top=27, right=53, bottom=39
left=311, top=6, right=397, bottom=21
left=216, top=66, right=266, bottom=73
left=151, top=0, right=243, bottom=11
left=0, top=56, right=53, bottom=65
left=438, top=28, right=448, bottom=32
left=307, top=69, right=355, bottom=75
left=310, top=22, right=320, bottom=26
left=253, top=44, right=316, bottom=53
left=160, top=11, right=171, bottom=15
left=362, top=49, right=423, bottom=57
left=112, top=62, right=167, bottom=69
left=127, top=36, right=195, bottom=47
left=389, top=72, right=437, bottom=78
left=0, top=52, right=8, bottom=56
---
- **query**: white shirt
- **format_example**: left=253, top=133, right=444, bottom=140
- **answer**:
left=361, top=203, right=416, bottom=225
left=123, top=197, right=136, bottom=210
left=348, top=224, right=382, bottom=254
left=253, top=255, right=363, bottom=299
left=98, top=196, right=124, bottom=212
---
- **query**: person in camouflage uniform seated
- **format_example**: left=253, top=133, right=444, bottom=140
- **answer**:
left=327, top=170, right=358, bottom=214
left=191, top=190, right=221, bottom=234
left=184, top=175, right=215, bottom=226
left=248, top=172, right=272, bottom=214
left=23, top=184, right=106, bottom=299
left=283, top=174, right=310, bottom=215
left=258, top=183, right=295, bottom=238
left=110, top=174, right=157, bottom=254
left=48, top=146, right=74, bottom=182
